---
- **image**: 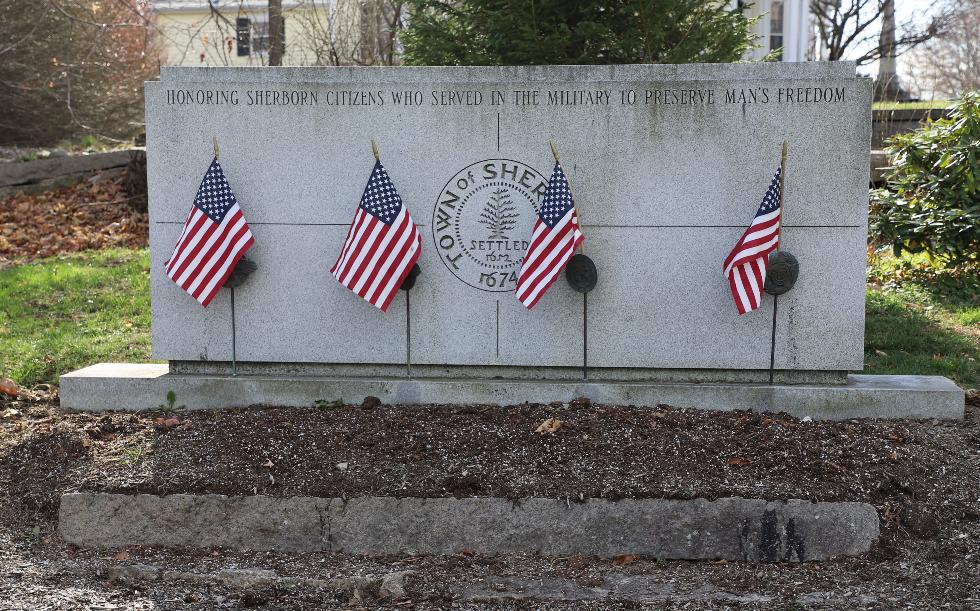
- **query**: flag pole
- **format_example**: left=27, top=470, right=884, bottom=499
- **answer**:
left=406, top=290, right=412, bottom=378
left=230, top=286, right=237, bottom=377
left=552, top=141, right=590, bottom=378
left=769, top=141, right=788, bottom=386
left=214, top=134, right=238, bottom=377
left=373, top=138, right=412, bottom=376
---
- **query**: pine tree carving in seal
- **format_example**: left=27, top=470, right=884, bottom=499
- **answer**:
left=478, top=188, right=519, bottom=239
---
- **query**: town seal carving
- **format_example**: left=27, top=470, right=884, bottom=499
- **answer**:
left=432, top=159, right=548, bottom=292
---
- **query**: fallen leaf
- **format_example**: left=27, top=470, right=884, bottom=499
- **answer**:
left=535, top=418, right=563, bottom=435
left=613, top=554, right=637, bottom=566
left=727, top=456, right=752, bottom=467
left=874, top=349, right=888, bottom=357
left=261, top=458, right=274, bottom=468
left=114, top=550, right=130, bottom=561
left=567, top=554, right=589, bottom=570
left=1, top=408, right=20, bottom=419
left=0, top=379, right=18, bottom=398
left=153, top=417, right=182, bottom=431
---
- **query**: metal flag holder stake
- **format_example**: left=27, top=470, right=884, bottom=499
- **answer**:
left=763, top=141, right=800, bottom=386
left=400, top=264, right=422, bottom=377
left=225, top=257, right=258, bottom=377
left=374, top=138, right=423, bottom=378
left=214, top=135, right=260, bottom=377
left=551, top=141, right=599, bottom=380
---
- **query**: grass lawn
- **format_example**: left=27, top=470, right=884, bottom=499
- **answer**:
left=0, top=248, right=976, bottom=391
left=0, top=249, right=151, bottom=387
left=865, top=253, right=979, bottom=389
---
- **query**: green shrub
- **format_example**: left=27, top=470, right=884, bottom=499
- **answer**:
left=870, top=92, right=979, bottom=264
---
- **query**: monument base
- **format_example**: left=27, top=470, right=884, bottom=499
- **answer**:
left=59, top=363, right=964, bottom=421
left=168, top=360, right=850, bottom=385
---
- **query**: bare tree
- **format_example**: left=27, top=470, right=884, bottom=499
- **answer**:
left=811, top=0, right=952, bottom=65
left=0, top=0, right=160, bottom=145
left=359, top=0, right=406, bottom=66
left=291, top=0, right=405, bottom=66
left=268, top=0, right=284, bottom=66
left=906, top=0, right=980, bottom=98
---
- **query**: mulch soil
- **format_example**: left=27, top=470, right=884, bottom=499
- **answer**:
left=0, top=171, right=148, bottom=268
left=0, top=390, right=978, bottom=609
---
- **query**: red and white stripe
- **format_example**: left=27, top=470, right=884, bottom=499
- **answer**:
left=723, top=207, right=780, bottom=315
left=165, top=202, right=254, bottom=307
left=330, top=206, right=421, bottom=312
left=515, top=208, right=584, bottom=309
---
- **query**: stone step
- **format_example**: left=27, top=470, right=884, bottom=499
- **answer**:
left=58, top=493, right=879, bottom=562
left=59, top=363, right=966, bottom=420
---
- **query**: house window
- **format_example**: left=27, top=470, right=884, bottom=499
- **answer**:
left=770, top=0, right=784, bottom=60
left=235, top=16, right=285, bottom=57
left=251, top=19, right=270, bottom=54
left=236, top=17, right=250, bottom=56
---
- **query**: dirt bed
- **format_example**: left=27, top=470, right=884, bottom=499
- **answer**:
left=0, top=392, right=978, bottom=609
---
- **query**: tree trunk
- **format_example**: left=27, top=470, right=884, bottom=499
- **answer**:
left=268, top=0, right=284, bottom=66
left=875, top=0, right=905, bottom=101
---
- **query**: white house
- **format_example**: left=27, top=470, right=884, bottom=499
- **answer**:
left=737, top=0, right=814, bottom=62
left=152, top=1, right=816, bottom=67
left=151, top=1, right=363, bottom=67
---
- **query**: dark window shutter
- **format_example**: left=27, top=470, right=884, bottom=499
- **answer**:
left=280, top=16, right=286, bottom=48
left=236, top=17, right=250, bottom=56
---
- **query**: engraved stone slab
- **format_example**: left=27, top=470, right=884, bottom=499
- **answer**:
left=146, top=63, right=872, bottom=375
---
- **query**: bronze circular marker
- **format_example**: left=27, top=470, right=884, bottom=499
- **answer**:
left=400, top=264, right=422, bottom=291
left=764, top=251, right=799, bottom=296
left=224, top=257, right=257, bottom=289
left=565, top=253, right=598, bottom=294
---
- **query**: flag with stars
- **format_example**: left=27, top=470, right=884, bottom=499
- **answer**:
left=330, top=160, right=421, bottom=312
left=165, top=157, right=255, bottom=307
left=515, top=161, right=585, bottom=309
left=723, top=166, right=782, bottom=315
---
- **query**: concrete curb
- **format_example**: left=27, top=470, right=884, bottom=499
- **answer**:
left=58, top=493, right=879, bottom=562
left=59, top=363, right=966, bottom=420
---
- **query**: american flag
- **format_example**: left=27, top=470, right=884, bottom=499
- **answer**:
left=723, top=166, right=782, bottom=315
left=165, top=157, right=255, bottom=307
left=515, top=161, right=585, bottom=309
left=330, top=160, right=421, bottom=312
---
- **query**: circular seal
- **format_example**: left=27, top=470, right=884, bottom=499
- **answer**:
left=763, top=251, right=800, bottom=295
left=432, top=159, right=548, bottom=292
